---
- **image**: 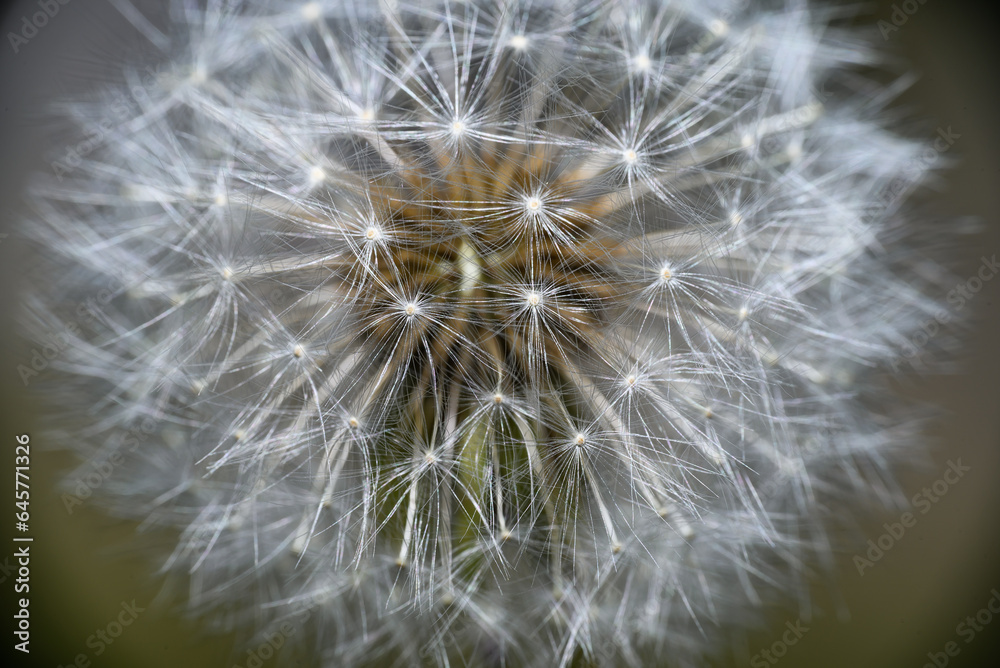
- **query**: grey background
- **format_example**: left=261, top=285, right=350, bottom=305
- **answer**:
left=1, top=1, right=998, bottom=667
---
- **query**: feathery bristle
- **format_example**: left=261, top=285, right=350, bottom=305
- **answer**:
left=19, top=1, right=951, bottom=666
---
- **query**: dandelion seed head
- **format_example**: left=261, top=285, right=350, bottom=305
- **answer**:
left=20, top=1, right=953, bottom=666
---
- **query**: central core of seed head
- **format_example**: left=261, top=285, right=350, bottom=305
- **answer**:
left=340, top=139, right=631, bottom=380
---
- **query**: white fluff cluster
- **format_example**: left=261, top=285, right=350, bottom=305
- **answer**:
left=23, top=0, right=946, bottom=666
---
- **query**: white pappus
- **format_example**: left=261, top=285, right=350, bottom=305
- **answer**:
left=20, top=0, right=953, bottom=666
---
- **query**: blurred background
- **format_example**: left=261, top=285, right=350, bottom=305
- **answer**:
left=1, top=1, right=998, bottom=666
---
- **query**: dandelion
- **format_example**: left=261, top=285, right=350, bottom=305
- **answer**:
left=21, top=0, right=949, bottom=666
